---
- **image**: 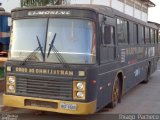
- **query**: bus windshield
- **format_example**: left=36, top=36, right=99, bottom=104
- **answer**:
left=10, top=18, right=96, bottom=64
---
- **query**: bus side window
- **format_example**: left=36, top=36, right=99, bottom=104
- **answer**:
left=117, top=18, right=128, bottom=45
left=158, top=31, right=160, bottom=44
left=155, top=30, right=158, bottom=44
left=150, top=29, right=155, bottom=44
left=145, top=27, right=150, bottom=44
left=103, top=25, right=114, bottom=45
left=159, top=30, right=160, bottom=43
left=138, top=25, right=145, bottom=44
left=142, top=26, right=145, bottom=44
left=133, top=23, right=138, bottom=44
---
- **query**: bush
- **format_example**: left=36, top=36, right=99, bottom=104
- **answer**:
left=0, top=68, right=4, bottom=78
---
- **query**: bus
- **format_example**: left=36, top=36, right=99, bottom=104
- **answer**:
left=3, top=5, right=160, bottom=114
left=0, top=7, right=11, bottom=58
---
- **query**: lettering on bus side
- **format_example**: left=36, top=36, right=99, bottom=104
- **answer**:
left=125, top=47, right=155, bottom=58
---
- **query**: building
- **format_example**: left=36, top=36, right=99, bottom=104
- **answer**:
left=0, top=0, right=155, bottom=22
left=68, top=0, right=155, bottom=22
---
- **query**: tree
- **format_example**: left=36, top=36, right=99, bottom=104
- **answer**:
left=20, top=0, right=64, bottom=7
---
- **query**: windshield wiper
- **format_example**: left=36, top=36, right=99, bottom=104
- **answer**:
left=47, top=33, right=70, bottom=69
left=47, top=33, right=56, bottom=58
left=20, top=36, right=45, bottom=65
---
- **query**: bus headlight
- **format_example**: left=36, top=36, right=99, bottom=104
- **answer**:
left=8, top=85, right=15, bottom=91
left=76, top=82, right=84, bottom=90
left=76, top=91, right=84, bottom=98
left=8, top=77, right=15, bottom=84
left=73, top=81, right=86, bottom=100
left=6, top=76, right=16, bottom=93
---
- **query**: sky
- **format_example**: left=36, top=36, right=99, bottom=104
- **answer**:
left=0, top=0, right=159, bottom=23
left=0, top=0, right=20, bottom=12
left=148, top=0, right=160, bottom=23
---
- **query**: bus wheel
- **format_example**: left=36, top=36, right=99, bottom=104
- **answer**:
left=142, top=62, right=151, bottom=83
left=109, top=77, right=120, bottom=108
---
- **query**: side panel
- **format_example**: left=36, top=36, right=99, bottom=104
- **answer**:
left=96, top=15, right=159, bottom=110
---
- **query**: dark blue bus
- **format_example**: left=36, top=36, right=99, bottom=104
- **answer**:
left=0, top=7, right=11, bottom=57
left=3, top=5, right=160, bottom=114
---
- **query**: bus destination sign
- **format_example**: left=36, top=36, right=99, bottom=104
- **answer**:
left=28, top=10, right=71, bottom=16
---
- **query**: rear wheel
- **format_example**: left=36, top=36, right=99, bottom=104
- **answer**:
left=109, top=77, right=121, bottom=108
left=142, top=62, right=151, bottom=83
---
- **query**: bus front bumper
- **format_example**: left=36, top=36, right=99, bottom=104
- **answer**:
left=3, top=94, right=96, bottom=115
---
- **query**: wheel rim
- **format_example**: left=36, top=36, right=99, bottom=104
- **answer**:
left=112, top=79, right=119, bottom=103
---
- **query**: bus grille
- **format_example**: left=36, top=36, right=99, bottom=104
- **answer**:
left=15, top=76, right=73, bottom=101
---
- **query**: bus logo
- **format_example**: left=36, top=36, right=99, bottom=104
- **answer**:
left=28, top=10, right=71, bottom=16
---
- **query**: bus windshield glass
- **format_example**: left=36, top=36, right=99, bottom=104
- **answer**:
left=10, top=18, right=96, bottom=64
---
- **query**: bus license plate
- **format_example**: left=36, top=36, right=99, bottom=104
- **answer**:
left=60, top=103, right=77, bottom=111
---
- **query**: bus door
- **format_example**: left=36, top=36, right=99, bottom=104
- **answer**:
left=100, top=17, right=116, bottom=63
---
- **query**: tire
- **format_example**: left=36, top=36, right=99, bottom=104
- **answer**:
left=142, top=62, right=151, bottom=84
left=109, top=77, right=121, bottom=108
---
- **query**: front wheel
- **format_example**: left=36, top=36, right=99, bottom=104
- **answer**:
left=109, top=77, right=121, bottom=108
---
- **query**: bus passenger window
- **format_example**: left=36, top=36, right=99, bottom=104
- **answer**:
left=138, top=25, right=145, bottom=44
left=117, top=18, right=128, bottom=44
left=159, top=30, right=160, bottom=43
left=155, top=30, right=158, bottom=44
left=103, top=26, right=114, bottom=45
left=133, top=24, right=138, bottom=44
left=150, top=29, right=155, bottom=44
left=145, top=27, right=150, bottom=44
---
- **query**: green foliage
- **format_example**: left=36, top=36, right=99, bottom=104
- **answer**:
left=0, top=68, right=4, bottom=78
left=21, top=0, right=64, bottom=7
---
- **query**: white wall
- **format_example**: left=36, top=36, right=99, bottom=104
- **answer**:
left=70, top=0, right=110, bottom=6
left=70, top=0, right=91, bottom=4
left=92, top=0, right=110, bottom=6
left=0, top=0, right=20, bottom=12
left=125, top=5, right=133, bottom=17
left=142, top=13, right=148, bottom=22
left=111, top=0, right=124, bottom=12
left=69, top=0, right=149, bottom=22
left=134, top=9, right=141, bottom=20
